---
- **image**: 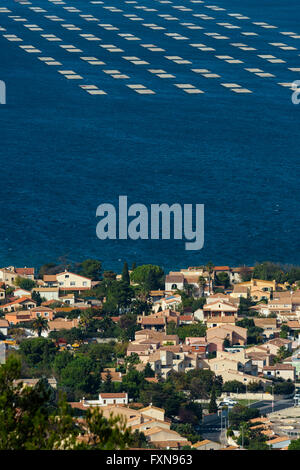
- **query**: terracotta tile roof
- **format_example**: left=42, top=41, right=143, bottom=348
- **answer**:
left=43, top=275, right=57, bottom=282
left=268, top=338, right=292, bottom=345
left=152, top=441, right=191, bottom=448
left=263, top=364, right=294, bottom=370
left=140, top=405, right=165, bottom=414
left=287, top=321, right=300, bottom=328
left=15, top=268, right=34, bottom=275
left=99, top=393, right=127, bottom=399
left=145, top=377, right=158, bottom=383
left=254, top=318, right=277, bottom=327
left=140, top=317, right=165, bottom=325
left=193, top=439, right=218, bottom=448
left=30, top=306, right=54, bottom=312
left=206, top=316, right=237, bottom=323
left=48, top=319, right=79, bottom=330
left=1, top=296, right=35, bottom=308
left=267, top=436, right=290, bottom=445
left=165, top=274, right=184, bottom=283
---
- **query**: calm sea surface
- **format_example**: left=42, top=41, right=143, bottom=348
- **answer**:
left=0, top=0, right=299, bottom=273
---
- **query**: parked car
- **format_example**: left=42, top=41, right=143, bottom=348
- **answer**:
left=218, top=401, right=237, bottom=410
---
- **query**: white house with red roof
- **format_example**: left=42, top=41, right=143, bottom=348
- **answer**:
left=56, top=271, right=92, bottom=291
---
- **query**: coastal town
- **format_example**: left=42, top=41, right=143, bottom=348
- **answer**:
left=1, top=260, right=300, bottom=450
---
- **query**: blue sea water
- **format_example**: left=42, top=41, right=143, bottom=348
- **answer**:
left=0, top=0, right=299, bottom=274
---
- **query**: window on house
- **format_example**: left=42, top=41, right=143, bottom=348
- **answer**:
left=70, top=282, right=75, bottom=286
left=83, top=282, right=87, bottom=286
left=65, top=275, right=69, bottom=278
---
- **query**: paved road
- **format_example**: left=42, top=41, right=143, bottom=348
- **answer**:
left=199, top=398, right=295, bottom=440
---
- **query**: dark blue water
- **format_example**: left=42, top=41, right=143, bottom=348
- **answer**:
left=0, top=0, right=299, bottom=273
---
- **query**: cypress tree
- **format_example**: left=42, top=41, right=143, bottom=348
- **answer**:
left=208, top=386, right=218, bottom=414
left=122, top=262, right=130, bottom=285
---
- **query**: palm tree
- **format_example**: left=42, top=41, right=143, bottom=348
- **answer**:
left=205, top=262, right=215, bottom=295
left=198, top=276, right=206, bottom=297
left=31, top=316, right=49, bottom=337
left=79, top=309, right=94, bottom=333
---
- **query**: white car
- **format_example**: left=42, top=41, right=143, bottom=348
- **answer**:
left=223, top=398, right=238, bottom=405
left=218, top=401, right=237, bottom=409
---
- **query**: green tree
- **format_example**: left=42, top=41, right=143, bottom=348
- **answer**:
left=130, top=265, right=164, bottom=291
left=14, top=277, right=36, bottom=291
left=223, top=380, right=246, bottom=393
left=121, top=367, right=145, bottom=401
left=208, top=387, right=218, bottom=414
left=216, top=272, right=230, bottom=289
left=122, top=262, right=130, bottom=285
left=31, top=317, right=49, bottom=337
left=19, top=337, right=57, bottom=374
left=53, top=350, right=74, bottom=378
left=103, top=270, right=117, bottom=281
left=279, top=324, right=290, bottom=339
left=31, top=291, right=42, bottom=306
left=253, top=262, right=286, bottom=283
left=223, top=337, right=231, bottom=348
left=143, top=362, right=155, bottom=378
left=38, top=263, right=62, bottom=278
left=0, top=356, right=77, bottom=450
left=228, top=405, right=260, bottom=429
left=288, top=438, right=300, bottom=450
left=59, top=356, right=101, bottom=397
left=102, top=370, right=113, bottom=393
left=77, top=407, right=133, bottom=450
left=77, top=259, right=102, bottom=281
left=198, top=276, right=206, bottom=296
left=0, top=356, right=134, bottom=450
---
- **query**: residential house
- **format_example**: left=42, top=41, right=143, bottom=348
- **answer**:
left=165, top=272, right=185, bottom=292
left=137, top=316, right=166, bottom=332
left=0, top=267, right=34, bottom=286
left=246, top=351, right=274, bottom=373
left=29, top=306, right=54, bottom=321
left=79, top=393, right=128, bottom=407
left=0, top=296, right=36, bottom=313
left=44, top=318, right=80, bottom=336
left=165, top=267, right=210, bottom=296
left=235, top=279, right=285, bottom=301
left=206, top=324, right=247, bottom=352
left=193, top=440, right=222, bottom=450
left=253, top=318, right=279, bottom=339
left=231, top=285, right=249, bottom=299
left=153, top=295, right=182, bottom=313
left=206, top=316, right=238, bottom=328
left=32, top=287, right=60, bottom=301
left=185, top=337, right=208, bottom=354
left=5, top=311, right=33, bottom=325
left=262, top=364, right=296, bottom=381
left=101, top=368, right=123, bottom=383
left=56, top=271, right=92, bottom=291
left=13, top=288, right=32, bottom=298
left=266, top=436, right=291, bottom=449
left=266, top=338, right=293, bottom=355
left=202, top=300, right=238, bottom=320
left=143, top=426, right=190, bottom=448
left=0, top=319, right=9, bottom=336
